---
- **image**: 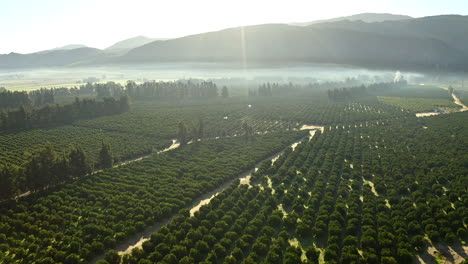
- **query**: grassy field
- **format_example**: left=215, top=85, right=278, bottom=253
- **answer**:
left=377, top=96, right=460, bottom=112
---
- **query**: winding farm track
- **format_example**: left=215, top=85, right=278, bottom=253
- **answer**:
left=416, top=243, right=468, bottom=264
left=451, top=92, right=468, bottom=111
left=438, top=85, right=468, bottom=111
left=415, top=87, right=468, bottom=117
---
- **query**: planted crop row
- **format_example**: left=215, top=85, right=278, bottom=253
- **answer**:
left=0, top=131, right=305, bottom=263
left=123, top=113, right=467, bottom=264
left=377, top=96, right=460, bottom=112
left=0, top=95, right=415, bottom=170
left=371, top=85, right=452, bottom=99
left=73, top=99, right=291, bottom=139
left=75, top=97, right=412, bottom=142
left=0, top=99, right=289, bottom=168
left=0, top=125, right=170, bottom=166
left=246, top=99, right=411, bottom=126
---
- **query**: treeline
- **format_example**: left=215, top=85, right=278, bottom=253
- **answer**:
left=328, top=81, right=408, bottom=101
left=33, top=83, right=119, bottom=98
left=125, top=80, right=223, bottom=100
left=93, top=82, right=126, bottom=99
left=0, top=96, right=129, bottom=131
left=0, top=82, right=130, bottom=110
left=0, top=142, right=114, bottom=200
left=0, top=80, right=226, bottom=111
left=327, top=85, right=368, bottom=101
left=249, top=79, right=366, bottom=97
left=0, top=89, right=54, bottom=110
left=53, top=80, right=228, bottom=100
left=248, top=84, right=273, bottom=97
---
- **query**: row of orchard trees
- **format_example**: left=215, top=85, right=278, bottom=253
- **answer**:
left=176, top=119, right=254, bottom=145
left=119, top=114, right=467, bottom=264
left=116, top=183, right=311, bottom=264
left=0, top=142, right=114, bottom=200
left=119, top=142, right=321, bottom=264
left=0, top=96, right=129, bottom=131
left=0, top=131, right=303, bottom=263
left=247, top=98, right=411, bottom=126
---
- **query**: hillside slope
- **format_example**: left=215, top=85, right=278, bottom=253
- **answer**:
left=290, top=13, right=412, bottom=26
left=105, top=36, right=161, bottom=53
left=116, top=16, right=468, bottom=70
left=0, top=48, right=102, bottom=68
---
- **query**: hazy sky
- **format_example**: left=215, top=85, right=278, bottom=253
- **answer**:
left=1, top=0, right=466, bottom=54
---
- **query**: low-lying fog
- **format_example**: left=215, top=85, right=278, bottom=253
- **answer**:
left=0, top=63, right=466, bottom=91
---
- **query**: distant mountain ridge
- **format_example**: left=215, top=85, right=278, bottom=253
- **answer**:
left=290, top=13, right=413, bottom=26
left=1, top=14, right=468, bottom=71
left=113, top=15, right=468, bottom=71
left=52, top=44, right=88, bottom=51
left=105, top=36, right=166, bottom=53
left=0, top=47, right=102, bottom=68
left=0, top=36, right=160, bottom=68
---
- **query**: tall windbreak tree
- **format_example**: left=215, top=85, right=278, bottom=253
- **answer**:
left=0, top=144, right=94, bottom=199
left=0, top=165, right=16, bottom=200
left=99, top=142, right=114, bottom=169
left=68, top=146, right=90, bottom=178
left=197, top=117, right=204, bottom=140
left=177, top=121, right=188, bottom=145
left=221, top=86, right=229, bottom=98
left=24, top=144, right=57, bottom=192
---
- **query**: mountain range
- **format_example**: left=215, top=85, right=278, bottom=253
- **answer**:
left=104, top=36, right=166, bottom=53
left=289, top=13, right=413, bottom=26
left=1, top=13, right=467, bottom=71
left=51, top=44, right=89, bottom=51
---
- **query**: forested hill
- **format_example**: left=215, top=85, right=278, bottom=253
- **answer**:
left=115, top=15, right=468, bottom=71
